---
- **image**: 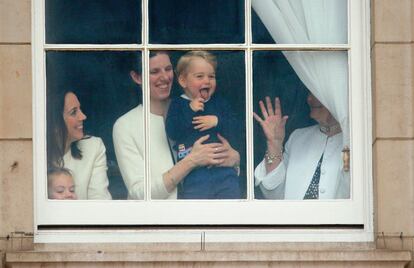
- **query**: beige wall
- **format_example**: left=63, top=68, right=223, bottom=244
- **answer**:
left=372, top=0, right=414, bottom=254
left=0, top=0, right=413, bottom=265
left=0, top=0, right=34, bottom=254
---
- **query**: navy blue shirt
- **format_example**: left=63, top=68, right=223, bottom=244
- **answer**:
left=166, top=94, right=239, bottom=160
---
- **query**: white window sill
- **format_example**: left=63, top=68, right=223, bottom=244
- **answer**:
left=34, top=228, right=374, bottom=244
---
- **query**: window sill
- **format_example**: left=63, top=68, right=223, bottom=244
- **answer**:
left=6, top=250, right=411, bottom=267
left=34, top=228, right=374, bottom=244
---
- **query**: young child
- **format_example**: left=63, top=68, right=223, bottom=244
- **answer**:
left=47, top=167, right=77, bottom=200
left=166, top=50, right=241, bottom=199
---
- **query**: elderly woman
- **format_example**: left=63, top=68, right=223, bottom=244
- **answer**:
left=113, top=51, right=240, bottom=200
left=254, top=94, right=349, bottom=199
left=47, top=89, right=112, bottom=200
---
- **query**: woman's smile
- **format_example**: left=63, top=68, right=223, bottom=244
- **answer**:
left=63, top=92, right=87, bottom=144
left=149, top=54, right=174, bottom=102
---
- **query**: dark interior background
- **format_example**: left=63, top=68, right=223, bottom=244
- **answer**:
left=149, top=0, right=244, bottom=44
left=46, top=0, right=142, bottom=44
left=45, top=1, right=313, bottom=199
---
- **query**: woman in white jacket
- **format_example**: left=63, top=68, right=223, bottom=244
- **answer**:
left=254, top=94, right=349, bottom=200
left=113, top=51, right=240, bottom=200
left=47, top=89, right=112, bottom=200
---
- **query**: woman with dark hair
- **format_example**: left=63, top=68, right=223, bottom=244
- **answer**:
left=113, top=51, right=240, bottom=199
left=47, top=89, right=112, bottom=200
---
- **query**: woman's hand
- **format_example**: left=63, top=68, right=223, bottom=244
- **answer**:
left=164, top=134, right=238, bottom=193
left=186, top=135, right=224, bottom=167
left=253, top=97, right=288, bottom=150
left=215, top=133, right=240, bottom=168
left=185, top=134, right=240, bottom=168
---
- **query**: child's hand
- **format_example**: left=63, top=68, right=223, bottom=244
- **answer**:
left=193, top=115, right=218, bottom=131
left=189, top=98, right=205, bottom=112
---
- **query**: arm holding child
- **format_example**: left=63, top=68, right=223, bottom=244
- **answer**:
left=191, top=95, right=241, bottom=170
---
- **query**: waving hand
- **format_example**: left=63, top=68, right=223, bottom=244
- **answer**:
left=253, top=96, right=288, bottom=144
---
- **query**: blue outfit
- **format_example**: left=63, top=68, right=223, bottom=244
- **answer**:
left=166, top=94, right=241, bottom=199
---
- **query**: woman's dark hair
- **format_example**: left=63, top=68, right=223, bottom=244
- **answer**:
left=124, top=51, right=170, bottom=77
left=148, top=51, right=169, bottom=69
left=124, top=51, right=169, bottom=76
left=47, top=89, right=82, bottom=168
left=149, top=50, right=169, bottom=58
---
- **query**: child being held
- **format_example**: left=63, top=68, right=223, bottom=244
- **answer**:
left=166, top=50, right=241, bottom=199
left=48, top=167, right=77, bottom=200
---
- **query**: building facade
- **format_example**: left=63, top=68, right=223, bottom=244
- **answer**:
left=0, top=0, right=413, bottom=266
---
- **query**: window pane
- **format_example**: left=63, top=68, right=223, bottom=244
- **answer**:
left=149, top=0, right=244, bottom=44
left=252, top=0, right=348, bottom=44
left=253, top=50, right=350, bottom=200
left=149, top=50, right=247, bottom=200
left=46, top=51, right=142, bottom=200
left=45, top=0, right=141, bottom=44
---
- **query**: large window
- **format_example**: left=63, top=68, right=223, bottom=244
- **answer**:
left=33, top=0, right=373, bottom=241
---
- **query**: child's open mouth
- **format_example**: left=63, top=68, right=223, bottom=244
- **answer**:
left=200, top=87, right=210, bottom=101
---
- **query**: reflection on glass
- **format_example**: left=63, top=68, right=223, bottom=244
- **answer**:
left=46, top=51, right=141, bottom=200
left=150, top=50, right=246, bottom=200
left=46, top=0, right=141, bottom=44
left=149, top=0, right=244, bottom=44
left=253, top=51, right=350, bottom=200
left=252, top=0, right=348, bottom=44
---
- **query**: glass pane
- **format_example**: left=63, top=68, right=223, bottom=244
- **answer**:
left=46, top=51, right=142, bottom=200
left=46, top=0, right=141, bottom=44
left=149, top=50, right=246, bottom=199
left=149, top=0, right=244, bottom=44
left=253, top=50, right=350, bottom=200
left=252, top=0, right=348, bottom=44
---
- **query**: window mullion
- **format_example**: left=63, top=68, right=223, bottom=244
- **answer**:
left=246, top=0, right=251, bottom=45
left=43, top=44, right=144, bottom=50
left=246, top=49, right=254, bottom=201
left=147, top=44, right=248, bottom=50
left=143, top=0, right=150, bottom=201
left=250, top=44, right=350, bottom=50
left=245, top=0, right=254, bottom=200
left=142, top=0, right=148, bottom=46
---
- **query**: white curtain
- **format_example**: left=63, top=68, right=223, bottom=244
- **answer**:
left=252, top=0, right=349, bottom=149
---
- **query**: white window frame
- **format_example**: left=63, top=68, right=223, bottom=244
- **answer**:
left=32, top=0, right=373, bottom=243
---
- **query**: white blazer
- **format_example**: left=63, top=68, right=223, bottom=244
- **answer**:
left=113, top=105, right=177, bottom=200
left=63, top=136, right=112, bottom=200
left=255, top=125, right=350, bottom=200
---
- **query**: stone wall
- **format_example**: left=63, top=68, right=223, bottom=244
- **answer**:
left=372, top=0, right=414, bottom=259
left=0, top=0, right=34, bottom=258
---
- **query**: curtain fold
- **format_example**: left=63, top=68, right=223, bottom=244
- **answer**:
left=252, top=0, right=349, bottom=150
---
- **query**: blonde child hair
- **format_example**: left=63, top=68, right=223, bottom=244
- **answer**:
left=175, top=51, right=217, bottom=78
left=47, top=166, right=74, bottom=198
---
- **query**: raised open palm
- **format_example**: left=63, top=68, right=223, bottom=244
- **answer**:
left=253, top=96, right=288, bottom=143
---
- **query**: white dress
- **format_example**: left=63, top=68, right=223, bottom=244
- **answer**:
left=113, top=105, right=177, bottom=200
left=63, top=136, right=112, bottom=200
left=254, top=125, right=350, bottom=199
